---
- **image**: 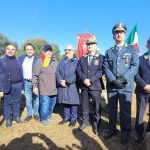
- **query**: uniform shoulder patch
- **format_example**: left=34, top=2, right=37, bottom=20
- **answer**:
left=111, top=46, right=114, bottom=50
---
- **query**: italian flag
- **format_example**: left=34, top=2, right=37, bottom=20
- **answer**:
left=125, top=24, right=139, bottom=52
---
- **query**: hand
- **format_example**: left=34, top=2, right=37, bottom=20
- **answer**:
left=144, top=84, right=150, bottom=93
left=60, top=80, right=67, bottom=87
left=84, top=79, right=91, bottom=87
left=116, top=76, right=127, bottom=85
left=0, top=92, right=4, bottom=98
left=111, top=80, right=124, bottom=89
left=33, top=87, right=39, bottom=95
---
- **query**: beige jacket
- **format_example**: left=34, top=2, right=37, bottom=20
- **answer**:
left=32, top=57, right=58, bottom=96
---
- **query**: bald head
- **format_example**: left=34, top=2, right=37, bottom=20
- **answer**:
left=64, top=45, right=74, bottom=51
left=64, top=45, right=74, bottom=59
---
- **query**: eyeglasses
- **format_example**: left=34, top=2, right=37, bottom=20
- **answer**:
left=65, top=49, right=73, bottom=52
left=114, top=30, right=125, bottom=35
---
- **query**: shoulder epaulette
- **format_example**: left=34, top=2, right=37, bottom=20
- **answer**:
left=111, top=46, right=114, bottom=50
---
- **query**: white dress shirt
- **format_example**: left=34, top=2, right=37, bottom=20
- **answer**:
left=22, top=56, right=34, bottom=80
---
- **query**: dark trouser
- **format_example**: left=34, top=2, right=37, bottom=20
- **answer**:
left=107, top=91, right=132, bottom=138
left=135, top=94, right=150, bottom=136
left=4, top=82, right=22, bottom=121
left=63, top=104, right=78, bottom=121
left=81, top=89, right=101, bottom=128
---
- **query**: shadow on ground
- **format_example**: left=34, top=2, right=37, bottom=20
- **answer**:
left=0, top=133, right=66, bottom=150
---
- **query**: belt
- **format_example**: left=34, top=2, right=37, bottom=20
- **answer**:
left=24, top=79, right=32, bottom=82
left=12, top=80, right=22, bottom=84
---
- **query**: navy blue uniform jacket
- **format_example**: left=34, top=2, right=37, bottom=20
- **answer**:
left=76, top=53, right=103, bottom=91
left=135, top=52, right=150, bottom=94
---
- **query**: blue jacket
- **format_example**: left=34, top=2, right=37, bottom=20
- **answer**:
left=0, top=56, right=23, bottom=93
left=135, top=52, right=150, bottom=94
left=56, top=57, right=80, bottom=105
left=18, top=54, right=39, bottom=68
left=103, top=44, right=139, bottom=92
left=76, top=53, right=103, bottom=91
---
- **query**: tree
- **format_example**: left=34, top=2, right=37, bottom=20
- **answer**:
left=19, top=38, right=60, bottom=60
left=0, top=33, right=9, bottom=57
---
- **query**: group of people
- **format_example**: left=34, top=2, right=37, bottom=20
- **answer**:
left=0, top=22, right=150, bottom=145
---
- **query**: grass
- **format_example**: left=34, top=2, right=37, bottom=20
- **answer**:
left=0, top=93, right=149, bottom=150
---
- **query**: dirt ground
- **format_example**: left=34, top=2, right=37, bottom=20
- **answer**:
left=0, top=92, right=149, bottom=150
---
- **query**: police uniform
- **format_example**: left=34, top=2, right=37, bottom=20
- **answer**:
left=134, top=38, right=150, bottom=142
left=103, top=23, right=139, bottom=144
left=76, top=36, right=103, bottom=135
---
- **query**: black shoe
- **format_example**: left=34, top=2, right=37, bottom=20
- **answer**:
left=69, top=120, right=76, bottom=127
left=14, top=117, right=22, bottom=124
left=103, top=130, right=116, bottom=139
left=24, top=116, right=32, bottom=122
left=34, top=115, right=39, bottom=121
left=121, top=137, right=129, bottom=145
left=6, top=120, right=12, bottom=128
left=135, top=133, right=143, bottom=142
left=78, top=123, right=90, bottom=130
left=59, top=119, right=70, bottom=125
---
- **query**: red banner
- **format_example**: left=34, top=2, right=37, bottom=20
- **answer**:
left=77, top=33, right=94, bottom=59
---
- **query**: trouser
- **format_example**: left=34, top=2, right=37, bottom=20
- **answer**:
left=135, top=94, right=150, bottom=136
left=40, top=95, right=56, bottom=121
left=63, top=104, right=78, bottom=121
left=4, top=82, right=22, bottom=121
left=24, top=80, right=39, bottom=116
left=107, top=91, right=132, bottom=138
left=81, top=89, right=101, bottom=128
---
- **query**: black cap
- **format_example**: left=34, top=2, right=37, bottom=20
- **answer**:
left=43, top=44, right=53, bottom=52
left=112, top=22, right=127, bottom=34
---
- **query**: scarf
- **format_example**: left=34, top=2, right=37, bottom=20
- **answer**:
left=41, top=53, right=51, bottom=68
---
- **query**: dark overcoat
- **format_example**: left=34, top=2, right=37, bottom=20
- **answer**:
left=56, top=57, right=80, bottom=105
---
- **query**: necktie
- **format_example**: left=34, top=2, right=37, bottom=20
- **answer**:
left=117, top=46, right=121, bottom=51
left=88, top=55, right=93, bottom=65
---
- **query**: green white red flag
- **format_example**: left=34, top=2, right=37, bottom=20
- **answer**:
left=125, top=24, right=139, bottom=52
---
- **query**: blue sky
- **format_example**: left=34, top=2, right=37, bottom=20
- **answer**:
left=0, top=0, right=150, bottom=55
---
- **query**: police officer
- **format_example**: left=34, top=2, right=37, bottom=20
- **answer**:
left=103, top=23, right=139, bottom=144
left=134, top=37, right=150, bottom=142
left=76, top=35, right=103, bottom=135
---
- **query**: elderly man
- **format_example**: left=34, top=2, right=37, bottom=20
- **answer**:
left=0, top=42, right=24, bottom=128
left=103, top=23, right=139, bottom=144
left=56, top=45, right=80, bottom=127
left=32, top=44, right=58, bottom=126
left=76, top=36, right=103, bottom=135
left=19, top=43, right=39, bottom=122
left=134, top=37, right=150, bottom=142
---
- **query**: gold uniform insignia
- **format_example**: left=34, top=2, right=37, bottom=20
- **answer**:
left=144, top=55, right=149, bottom=59
left=94, top=60, right=99, bottom=65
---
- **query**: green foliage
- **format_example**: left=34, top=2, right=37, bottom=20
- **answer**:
left=19, top=38, right=60, bottom=60
left=0, top=33, right=9, bottom=57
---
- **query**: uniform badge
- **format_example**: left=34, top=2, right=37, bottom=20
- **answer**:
left=144, top=55, right=149, bottom=59
left=94, top=59, right=99, bottom=65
